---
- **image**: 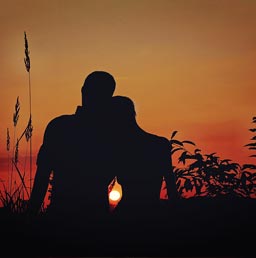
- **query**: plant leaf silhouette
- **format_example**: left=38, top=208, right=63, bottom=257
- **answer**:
left=171, top=147, right=183, bottom=155
left=178, top=151, right=190, bottom=164
left=220, top=159, right=232, bottom=164
left=184, top=178, right=193, bottom=192
left=170, top=139, right=184, bottom=146
left=242, top=164, right=256, bottom=170
left=244, top=143, right=256, bottom=147
left=182, top=140, right=196, bottom=146
left=171, top=130, right=178, bottom=139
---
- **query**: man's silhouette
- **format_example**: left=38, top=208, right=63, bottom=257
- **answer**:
left=28, top=71, right=117, bottom=251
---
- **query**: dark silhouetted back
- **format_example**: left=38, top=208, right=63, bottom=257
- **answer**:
left=110, top=96, right=176, bottom=237
left=29, top=71, right=117, bottom=246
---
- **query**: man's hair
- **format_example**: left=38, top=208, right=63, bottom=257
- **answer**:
left=82, top=71, right=116, bottom=104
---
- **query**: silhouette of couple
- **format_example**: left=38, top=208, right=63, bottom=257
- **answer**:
left=29, top=71, right=177, bottom=253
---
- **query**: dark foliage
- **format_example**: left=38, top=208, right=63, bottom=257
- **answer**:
left=168, top=116, right=256, bottom=198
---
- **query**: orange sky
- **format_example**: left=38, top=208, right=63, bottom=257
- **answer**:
left=0, top=0, right=256, bottom=192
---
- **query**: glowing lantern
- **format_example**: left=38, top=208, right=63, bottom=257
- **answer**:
left=108, top=176, right=122, bottom=211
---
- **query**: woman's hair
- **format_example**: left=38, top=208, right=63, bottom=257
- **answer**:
left=111, top=96, right=136, bottom=124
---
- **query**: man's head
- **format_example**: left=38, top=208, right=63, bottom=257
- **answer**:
left=81, top=71, right=116, bottom=107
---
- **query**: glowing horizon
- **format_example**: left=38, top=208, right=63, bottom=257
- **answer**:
left=1, top=0, right=256, bottom=196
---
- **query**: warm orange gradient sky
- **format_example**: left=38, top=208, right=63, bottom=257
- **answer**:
left=0, top=0, right=256, bottom=190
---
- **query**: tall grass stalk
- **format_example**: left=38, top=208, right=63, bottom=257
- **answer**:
left=6, top=128, right=10, bottom=192
left=24, top=31, right=33, bottom=196
left=10, top=97, right=20, bottom=194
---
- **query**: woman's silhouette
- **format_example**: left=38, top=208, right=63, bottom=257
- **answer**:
left=109, top=96, right=177, bottom=252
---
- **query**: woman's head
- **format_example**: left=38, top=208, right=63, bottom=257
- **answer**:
left=111, top=96, right=136, bottom=127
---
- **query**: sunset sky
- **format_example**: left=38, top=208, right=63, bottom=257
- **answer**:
left=0, top=0, right=256, bottom=192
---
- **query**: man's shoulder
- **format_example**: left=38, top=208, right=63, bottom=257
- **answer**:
left=46, top=114, right=76, bottom=130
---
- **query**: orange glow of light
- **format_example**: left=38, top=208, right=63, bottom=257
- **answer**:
left=108, top=177, right=122, bottom=211
left=109, top=190, right=121, bottom=201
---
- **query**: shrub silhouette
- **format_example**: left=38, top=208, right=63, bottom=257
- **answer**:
left=244, top=116, right=256, bottom=158
left=169, top=116, right=256, bottom=198
left=241, top=116, right=256, bottom=196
